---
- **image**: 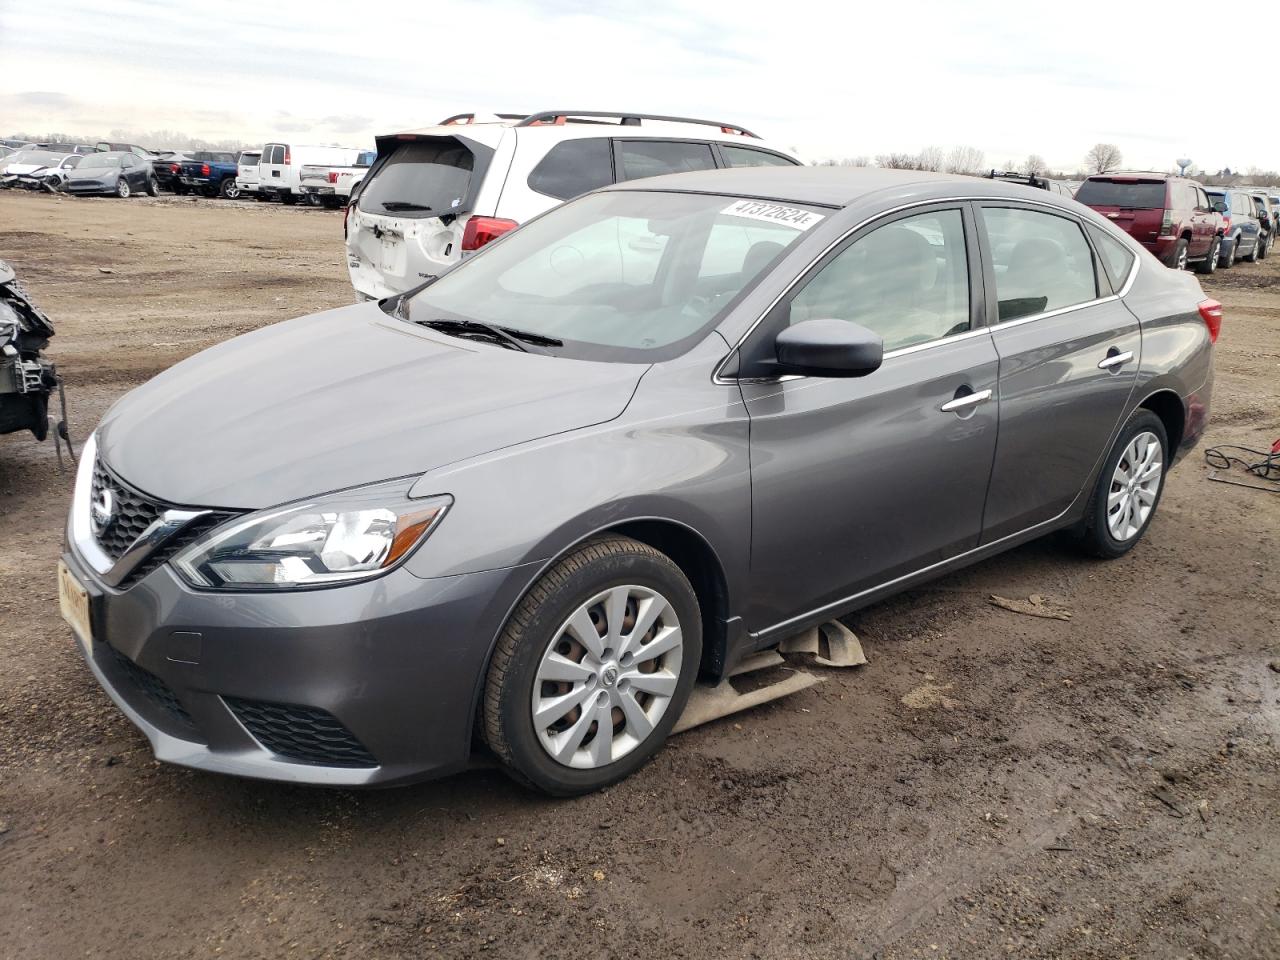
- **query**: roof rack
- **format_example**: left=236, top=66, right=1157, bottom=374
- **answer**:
left=514, top=111, right=759, bottom=138
left=439, top=112, right=528, bottom=126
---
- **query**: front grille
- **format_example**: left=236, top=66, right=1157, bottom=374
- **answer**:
left=92, top=459, right=162, bottom=560
left=101, top=642, right=200, bottom=738
left=89, top=458, right=235, bottom=587
left=225, top=698, right=378, bottom=768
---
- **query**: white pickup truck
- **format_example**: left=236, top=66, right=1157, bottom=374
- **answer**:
left=299, top=150, right=376, bottom=207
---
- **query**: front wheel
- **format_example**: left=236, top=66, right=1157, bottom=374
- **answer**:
left=482, top=536, right=702, bottom=795
left=1076, top=410, right=1168, bottom=559
left=1195, top=237, right=1219, bottom=275
left=115, top=177, right=130, bottom=199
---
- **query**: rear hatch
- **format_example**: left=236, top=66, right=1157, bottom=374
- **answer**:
left=346, top=127, right=506, bottom=299
left=237, top=154, right=260, bottom=185
left=1075, top=177, right=1168, bottom=244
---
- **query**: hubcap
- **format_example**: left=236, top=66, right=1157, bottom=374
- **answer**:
left=532, top=584, right=683, bottom=769
left=1107, top=431, right=1163, bottom=541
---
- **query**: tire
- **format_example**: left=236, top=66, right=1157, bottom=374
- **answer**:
left=220, top=178, right=240, bottom=200
left=305, top=193, right=323, bottom=207
left=1195, top=237, right=1219, bottom=275
left=1219, top=237, right=1236, bottom=269
left=1169, top=239, right=1189, bottom=270
left=1076, top=410, right=1169, bottom=559
left=145, top=176, right=159, bottom=197
left=1245, top=234, right=1261, bottom=262
left=114, top=177, right=130, bottom=199
left=281, top=193, right=297, bottom=206
left=173, top=183, right=189, bottom=196
left=1260, top=236, right=1269, bottom=261
left=482, top=535, right=702, bottom=795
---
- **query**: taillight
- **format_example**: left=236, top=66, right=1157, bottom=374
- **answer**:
left=1198, top=299, right=1222, bottom=343
left=200, top=162, right=210, bottom=176
left=461, top=216, right=518, bottom=251
left=328, top=171, right=339, bottom=183
left=169, top=163, right=179, bottom=174
left=1221, top=216, right=1231, bottom=234
left=283, top=146, right=291, bottom=165
left=1160, top=209, right=1173, bottom=234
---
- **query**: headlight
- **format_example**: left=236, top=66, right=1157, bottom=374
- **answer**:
left=172, top=480, right=450, bottom=590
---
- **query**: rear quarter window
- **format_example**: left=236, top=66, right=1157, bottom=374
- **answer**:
left=527, top=138, right=613, bottom=200
left=1087, top=224, right=1136, bottom=291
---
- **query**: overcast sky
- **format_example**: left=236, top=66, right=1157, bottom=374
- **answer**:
left=0, top=0, right=1268, bottom=174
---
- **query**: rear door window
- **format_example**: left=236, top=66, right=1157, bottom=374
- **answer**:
left=616, top=140, right=716, bottom=181
left=1075, top=179, right=1166, bottom=209
left=359, top=139, right=474, bottom=218
left=720, top=145, right=798, bottom=168
left=981, top=206, right=1098, bottom=321
left=1087, top=225, right=1136, bottom=291
left=527, top=138, right=613, bottom=200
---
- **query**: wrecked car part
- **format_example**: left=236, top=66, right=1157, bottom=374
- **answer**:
left=0, top=260, right=72, bottom=456
left=778, top=619, right=868, bottom=668
left=672, top=620, right=868, bottom=733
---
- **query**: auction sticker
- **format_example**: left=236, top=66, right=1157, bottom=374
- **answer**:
left=721, top=200, right=825, bottom=231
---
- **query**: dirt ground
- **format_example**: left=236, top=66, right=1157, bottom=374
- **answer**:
left=1, top=191, right=1277, bottom=960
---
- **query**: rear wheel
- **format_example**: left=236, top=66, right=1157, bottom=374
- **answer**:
left=482, top=536, right=701, bottom=795
left=1219, top=237, right=1236, bottom=269
left=220, top=178, right=241, bottom=199
left=1195, top=237, right=1219, bottom=275
left=1171, top=239, right=1189, bottom=270
left=1077, top=410, right=1168, bottom=559
left=145, top=176, right=159, bottom=197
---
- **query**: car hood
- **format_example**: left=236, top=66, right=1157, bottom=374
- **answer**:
left=97, top=302, right=647, bottom=509
left=4, top=163, right=50, bottom=176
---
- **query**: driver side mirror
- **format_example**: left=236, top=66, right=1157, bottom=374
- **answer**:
left=774, top=318, right=884, bottom=378
left=1212, top=201, right=1228, bottom=214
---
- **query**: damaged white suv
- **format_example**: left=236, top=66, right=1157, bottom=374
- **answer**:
left=344, top=110, right=801, bottom=300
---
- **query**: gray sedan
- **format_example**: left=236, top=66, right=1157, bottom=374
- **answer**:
left=60, top=168, right=1216, bottom=794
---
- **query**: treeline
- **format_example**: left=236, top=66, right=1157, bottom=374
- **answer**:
left=9, top=128, right=252, bottom=152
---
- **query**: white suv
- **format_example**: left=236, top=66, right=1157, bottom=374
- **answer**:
left=344, top=110, right=801, bottom=300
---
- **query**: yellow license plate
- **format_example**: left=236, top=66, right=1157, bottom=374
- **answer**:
left=57, top=560, right=93, bottom=651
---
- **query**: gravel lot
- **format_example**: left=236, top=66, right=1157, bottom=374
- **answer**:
left=1, top=191, right=1277, bottom=960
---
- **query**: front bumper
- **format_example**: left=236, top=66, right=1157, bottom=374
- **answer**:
left=62, top=540, right=540, bottom=787
left=66, top=181, right=116, bottom=195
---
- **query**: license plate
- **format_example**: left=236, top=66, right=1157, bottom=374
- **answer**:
left=57, top=560, right=93, bottom=651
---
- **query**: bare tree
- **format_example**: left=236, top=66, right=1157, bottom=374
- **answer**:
left=945, top=145, right=985, bottom=175
left=1024, top=154, right=1048, bottom=175
left=839, top=156, right=870, bottom=168
left=876, top=153, right=921, bottom=170
left=1085, top=143, right=1123, bottom=174
left=916, top=146, right=945, bottom=172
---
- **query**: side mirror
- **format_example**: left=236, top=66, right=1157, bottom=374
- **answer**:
left=1212, top=201, right=1228, bottom=214
left=774, top=318, right=884, bottom=378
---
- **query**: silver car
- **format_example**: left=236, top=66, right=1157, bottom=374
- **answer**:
left=60, top=168, right=1217, bottom=794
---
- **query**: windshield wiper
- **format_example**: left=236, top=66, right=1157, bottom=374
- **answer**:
left=379, top=201, right=433, bottom=212
left=418, top=318, right=529, bottom=352
left=417, top=318, right=562, bottom=353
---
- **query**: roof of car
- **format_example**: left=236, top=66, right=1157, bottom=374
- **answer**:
left=605, top=166, right=1055, bottom=209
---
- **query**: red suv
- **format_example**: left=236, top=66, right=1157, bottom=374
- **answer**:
left=1075, top=172, right=1224, bottom=274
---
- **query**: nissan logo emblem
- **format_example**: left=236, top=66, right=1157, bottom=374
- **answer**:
left=90, top=486, right=116, bottom=535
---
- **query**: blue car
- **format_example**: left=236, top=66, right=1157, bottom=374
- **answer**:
left=1205, top=188, right=1262, bottom=268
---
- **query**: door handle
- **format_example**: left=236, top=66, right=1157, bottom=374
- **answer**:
left=940, top=389, right=992, bottom=413
left=1097, top=350, right=1134, bottom=370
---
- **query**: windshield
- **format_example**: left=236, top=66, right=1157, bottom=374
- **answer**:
left=407, top=190, right=823, bottom=362
left=78, top=153, right=127, bottom=169
left=360, top=138, right=473, bottom=217
left=7, top=150, right=65, bottom=166
left=1075, top=179, right=1166, bottom=208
